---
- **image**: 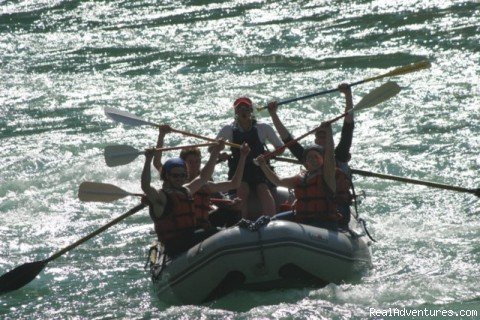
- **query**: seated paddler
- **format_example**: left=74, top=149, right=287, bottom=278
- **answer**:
left=255, top=123, right=352, bottom=229
left=141, top=140, right=228, bottom=257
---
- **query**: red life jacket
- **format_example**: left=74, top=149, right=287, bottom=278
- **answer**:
left=193, top=185, right=212, bottom=229
left=151, top=187, right=196, bottom=242
left=293, top=168, right=351, bottom=223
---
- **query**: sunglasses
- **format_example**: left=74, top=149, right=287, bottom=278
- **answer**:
left=168, top=173, right=187, bottom=179
left=235, top=104, right=252, bottom=112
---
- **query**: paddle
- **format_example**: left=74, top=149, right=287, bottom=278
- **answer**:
left=79, top=182, right=144, bottom=202
left=259, top=81, right=401, bottom=161
left=256, top=60, right=430, bottom=111
left=272, top=157, right=479, bottom=197
left=351, top=169, right=480, bottom=198
left=104, top=107, right=241, bottom=148
left=104, top=142, right=217, bottom=167
left=0, top=203, right=146, bottom=295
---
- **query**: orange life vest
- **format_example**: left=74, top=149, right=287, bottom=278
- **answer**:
left=193, top=185, right=212, bottom=229
left=293, top=168, right=352, bottom=223
left=151, top=187, right=196, bottom=242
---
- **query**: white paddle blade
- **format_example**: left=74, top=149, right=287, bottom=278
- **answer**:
left=104, top=145, right=143, bottom=167
left=78, top=182, right=132, bottom=202
left=104, top=107, right=158, bottom=127
left=354, top=81, right=401, bottom=111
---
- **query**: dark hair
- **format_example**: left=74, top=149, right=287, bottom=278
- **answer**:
left=179, top=147, right=201, bottom=161
left=302, top=145, right=325, bottom=163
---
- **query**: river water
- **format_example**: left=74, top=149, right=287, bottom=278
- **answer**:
left=1, top=1, right=479, bottom=319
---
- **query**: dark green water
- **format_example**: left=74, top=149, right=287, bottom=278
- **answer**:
left=1, top=1, right=479, bottom=319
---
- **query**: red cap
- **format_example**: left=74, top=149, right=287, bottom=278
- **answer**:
left=233, top=97, right=253, bottom=110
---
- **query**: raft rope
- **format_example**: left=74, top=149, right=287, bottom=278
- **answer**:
left=236, top=216, right=271, bottom=271
left=236, top=215, right=271, bottom=232
left=358, top=218, right=377, bottom=242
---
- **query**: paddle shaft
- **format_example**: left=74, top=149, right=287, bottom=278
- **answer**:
left=47, top=204, right=146, bottom=262
left=262, top=110, right=350, bottom=160
left=169, top=128, right=241, bottom=149
left=272, top=157, right=478, bottom=197
left=351, top=169, right=480, bottom=197
left=154, top=142, right=217, bottom=152
left=257, top=60, right=429, bottom=110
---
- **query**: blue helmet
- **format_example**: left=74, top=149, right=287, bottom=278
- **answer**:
left=161, top=157, right=186, bottom=180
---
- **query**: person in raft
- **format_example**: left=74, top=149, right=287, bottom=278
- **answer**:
left=152, top=125, right=247, bottom=228
left=214, top=96, right=284, bottom=218
left=142, top=140, right=250, bottom=257
left=255, top=123, right=352, bottom=230
left=266, top=83, right=355, bottom=226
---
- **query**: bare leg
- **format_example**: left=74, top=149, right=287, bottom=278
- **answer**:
left=256, top=183, right=276, bottom=216
left=236, top=182, right=250, bottom=218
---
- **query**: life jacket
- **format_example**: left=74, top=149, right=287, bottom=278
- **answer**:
left=150, top=187, right=196, bottom=243
left=193, top=185, right=212, bottom=229
left=293, top=168, right=352, bottom=223
left=228, top=122, right=267, bottom=179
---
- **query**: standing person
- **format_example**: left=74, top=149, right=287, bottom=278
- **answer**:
left=267, top=84, right=354, bottom=226
left=255, top=124, right=352, bottom=230
left=142, top=141, right=232, bottom=257
left=215, top=96, right=284, bottom=218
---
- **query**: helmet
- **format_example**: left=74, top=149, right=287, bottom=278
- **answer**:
left=161, top=157, right=187, bottom=180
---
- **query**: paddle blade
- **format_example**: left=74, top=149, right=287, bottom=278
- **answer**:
left=104, top=107, right=158, bottom=127
left=353, top=81, right=401, bottom=111
left=0, top=260, right=47, bottom=294
left=78, top=182, right=133, bottom=202
left=383, top=60, right=431, bottom=78
left=104, top=145, right=143, bottom=167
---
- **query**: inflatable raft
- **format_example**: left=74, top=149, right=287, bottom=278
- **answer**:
left=148, top=214, right=372, bottom=304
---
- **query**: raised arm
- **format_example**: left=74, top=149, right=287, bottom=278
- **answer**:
left=267, top=101, right=291, bottom=140
left=321, top=123, right=336, bottom=193
left=335, top=84, right=354, bottom=163
left=256, top=154, right=297, bottom=189
left=187, top=140, right=224, bottom=194
left=153, top=125, right=172, bottom=173
left=208, top=142, right=250, bottom=193
left=142, top=149, right=167, bottom=217
left=267, top=101, right=304, bottom=160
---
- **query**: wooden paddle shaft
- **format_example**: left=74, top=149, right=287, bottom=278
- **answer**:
left=351, top=169, right=479, bottom=196
left=170, top=128, right=241, bottom=148
left=46, top=203, right=147, bottom=262
left=154, top=142, right=217, bottom=152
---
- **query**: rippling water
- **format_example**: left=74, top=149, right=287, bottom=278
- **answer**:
left=1, top=0, right=479, bottom=319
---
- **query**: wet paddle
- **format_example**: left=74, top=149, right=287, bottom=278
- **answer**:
left=0, top=203, right=146, bottom=295
left=272, top=157, right=479, bottom=197
left=104, top=108, right=241, bottom=148
left=256, top=60, right=430, bottom=111
left=260, top=81, right=401, bottom=161
left=79, top=182, right=144, bottom=202
left=104, top=142, right=217, bottom=167
left=351, top=169, right=480, bottom=198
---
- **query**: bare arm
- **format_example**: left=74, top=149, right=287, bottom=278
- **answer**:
left=153, top=125, right=171, bottom=173
left=256, top=155, right=297, bottom=189
left=339, top=83, right=354, bottom=123
left=208, top=142, right=250, bottom=193
left=186, top=141, right=224, bottom=194
left=267, top=101, right=291, bottom=140
left=142, top=149, right=167, bottom=217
